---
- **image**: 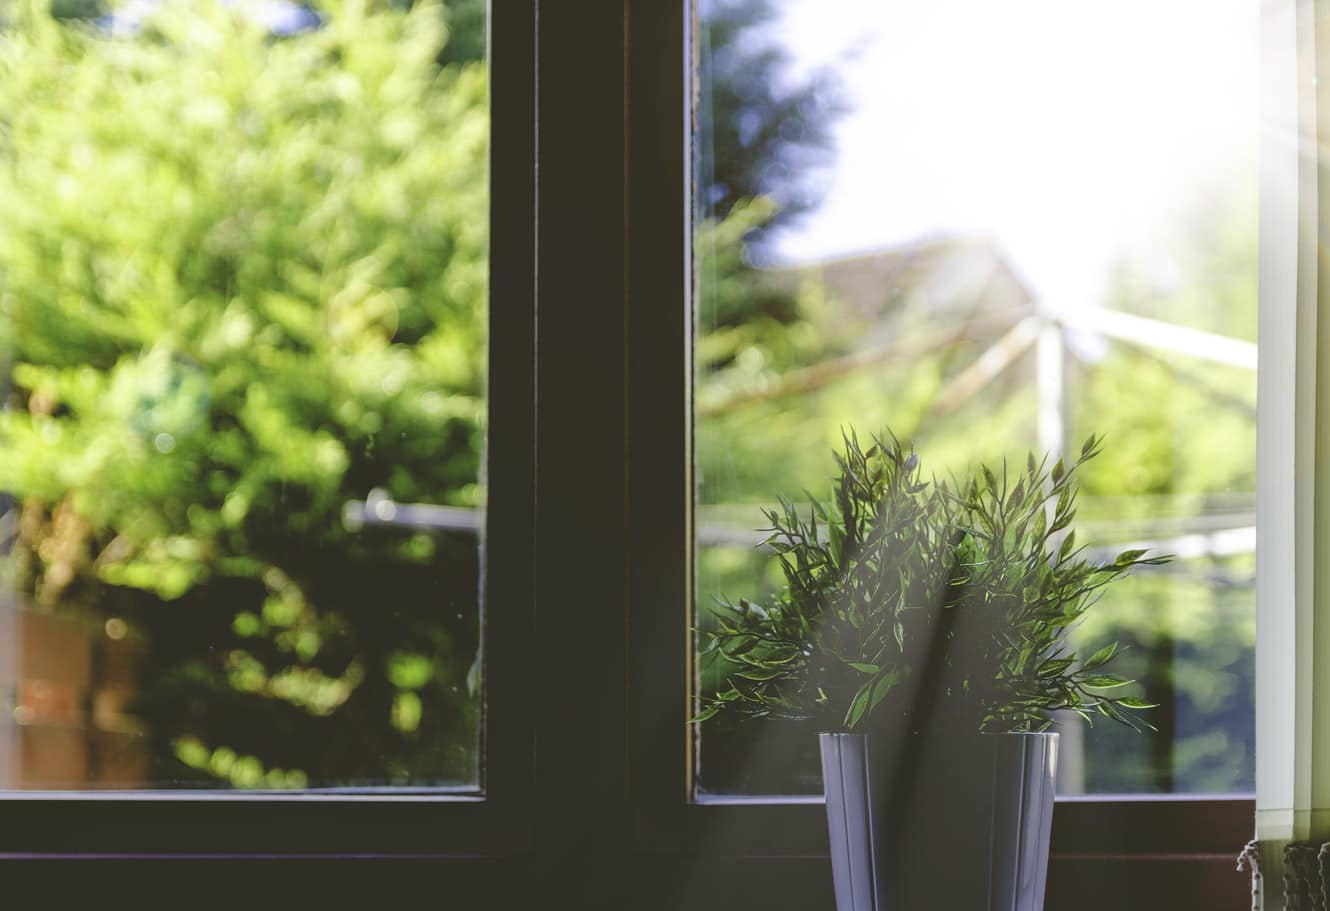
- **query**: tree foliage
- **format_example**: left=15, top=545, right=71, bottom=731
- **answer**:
left=0, top=0, right=487, bottom=785
left=697, top=0, right=842, bottom=256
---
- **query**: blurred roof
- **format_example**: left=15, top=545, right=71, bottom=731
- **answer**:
left=764, top=235, right=1037, bottom=349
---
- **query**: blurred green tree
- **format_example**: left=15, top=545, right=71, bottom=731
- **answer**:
left=1062, top=171, right=1259, bottom=793
left=697, top=0, right=843, bottom=257
left=0, top=0, right=487, bottom=786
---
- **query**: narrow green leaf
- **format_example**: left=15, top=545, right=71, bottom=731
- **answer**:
left=868, top=669, right=901, bottom=711
left=724, top=636, right=760, bottom=657
left=689, top=704, right=721, bottom=723
left=1057, top=530, right=1076, bottom=562
left=1117, top=696, right=1158, bottom=709
left=1037, top=658, right=1073, bottom=677
left=982, top=464, right=998, bottom=493
left=1079, top=675, right=1129, bottom=689
left=736, top=667, right=790, bottom=682
left=845, top=681, right=872, bottom=728
left=1082, top=643, right=1118, bottom=669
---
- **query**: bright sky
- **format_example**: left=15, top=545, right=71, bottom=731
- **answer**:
left=767, top=0, right=1260, bottom=314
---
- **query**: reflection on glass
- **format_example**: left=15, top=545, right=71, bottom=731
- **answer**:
left=694, top=0, right=1257, bottom=796
left=0, top=0, right=488, bottom=790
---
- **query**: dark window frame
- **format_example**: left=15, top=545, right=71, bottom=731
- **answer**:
left=0, top=2, right=1257, bottom=907
left=0, top=0, right=539, bottom=861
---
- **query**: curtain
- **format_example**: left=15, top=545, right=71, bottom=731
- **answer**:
left=1250, top=1, right=1330, bottom=907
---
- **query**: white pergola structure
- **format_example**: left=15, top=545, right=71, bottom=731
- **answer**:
left=1033, top=305, right=1257, bottom=555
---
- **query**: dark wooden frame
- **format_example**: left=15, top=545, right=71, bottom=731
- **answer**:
left=0, top=2, right=1257, bottom=907
left=0, top=0, right=540, bottom=864
left=623, top=2, right=1255, bottom=908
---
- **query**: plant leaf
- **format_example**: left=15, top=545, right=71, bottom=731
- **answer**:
left=1082, top=643, right=1118, bottom=669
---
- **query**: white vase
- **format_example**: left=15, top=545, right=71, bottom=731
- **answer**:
left=820, top=731, right=1058, bottom=911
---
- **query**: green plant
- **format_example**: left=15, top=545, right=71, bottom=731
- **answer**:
left=695, top=430, right=1169, bottom=735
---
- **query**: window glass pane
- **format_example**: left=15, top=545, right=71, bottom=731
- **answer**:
left=694, top=0, right=1257, bottom=796
left=0, top=0, right=488, bottom=790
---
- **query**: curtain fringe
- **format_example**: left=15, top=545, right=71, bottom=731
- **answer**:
left=1239, top=839, right=1264, bottom=911
left=1239, top=839, right=1330, bottom=910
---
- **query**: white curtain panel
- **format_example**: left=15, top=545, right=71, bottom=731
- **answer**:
left=1251, top=0, right=1330, bottom=906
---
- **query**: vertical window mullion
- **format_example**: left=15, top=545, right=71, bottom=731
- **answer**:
left=483, top=0, right=539, bottom=835
left=530, top=0, right=632, bottom=900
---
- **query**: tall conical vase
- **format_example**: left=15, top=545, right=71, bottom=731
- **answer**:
left=820, top=731, right=1058, bottom=911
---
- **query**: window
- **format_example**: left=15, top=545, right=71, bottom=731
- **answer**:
left=632, top=0, right=1254, bottom=906
left=0, top=0, right=537, bottom=867
left=691, top=0, right=1259, bottom=800
left=0, top=2, right=1265, bottom=907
